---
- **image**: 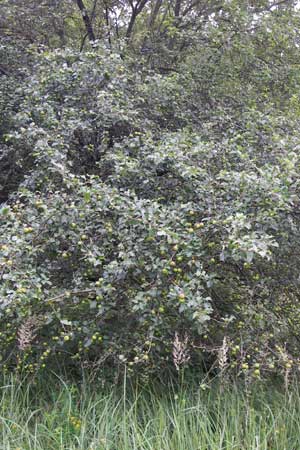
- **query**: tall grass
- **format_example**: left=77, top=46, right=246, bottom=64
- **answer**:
left=0, top=374, right=299, bottom=450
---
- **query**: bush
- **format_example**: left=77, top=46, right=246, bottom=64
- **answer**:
left=1, top=43, right=300, bottom=380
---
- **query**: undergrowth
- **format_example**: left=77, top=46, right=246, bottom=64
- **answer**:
left=0, top=373, right=299, bottom=450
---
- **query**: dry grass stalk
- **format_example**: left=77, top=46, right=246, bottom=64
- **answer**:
left=17, top=316, right=40, bottom=351
left=172, top=332, right=190, bottom=371
left=218, top=336, right=229, bottom=373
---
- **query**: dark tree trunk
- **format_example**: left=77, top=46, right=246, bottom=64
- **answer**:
left=148, top=0, right=163, bottom=29
left=75, top=0, right=96, bottom=42
left=126, top=0, right=149, bottom=38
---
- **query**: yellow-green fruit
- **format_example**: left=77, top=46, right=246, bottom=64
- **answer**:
left=194, top=222, right=204, bottom=229
left=178, top=293, right=185, bottom=303
left=23, top=227, right=33, bottom=234
left=17, top=287, right=27, bottom=293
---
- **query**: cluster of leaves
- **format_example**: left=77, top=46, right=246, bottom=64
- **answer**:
left=1, top=7, right=300, bottom=380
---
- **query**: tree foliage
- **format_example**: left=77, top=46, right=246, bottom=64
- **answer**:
left=0, top=0, right=300, bottom=380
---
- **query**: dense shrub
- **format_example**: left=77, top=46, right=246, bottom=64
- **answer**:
left=1, top=38, right=300, bottom=380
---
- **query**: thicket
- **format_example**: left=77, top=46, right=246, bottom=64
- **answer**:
left=1, top=0, right=300, bottom=381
